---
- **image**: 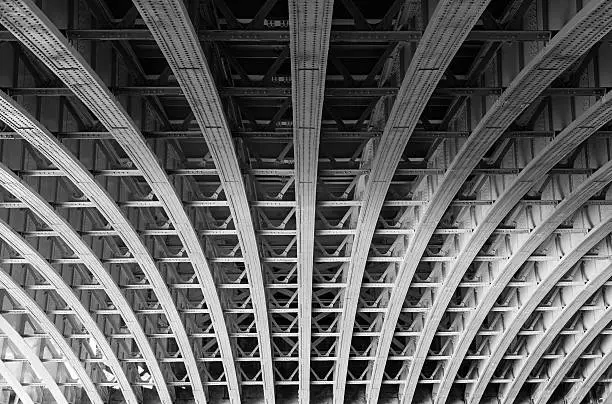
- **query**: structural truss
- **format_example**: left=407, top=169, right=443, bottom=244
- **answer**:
left=0, top=0, right=610, bottom=403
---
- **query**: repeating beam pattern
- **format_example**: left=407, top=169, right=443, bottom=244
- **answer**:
left=499, top=231, right=612, bottom=404
left=332, top=2, right=491, bottom=402
left=368, top=2, right=612, bottom=403
left=0, top=206, right=140, bottom=402
left=566, top=333, right=612, bottom=404
left=0, top=85, right=212, bottom=402
left=0, top=268, right=103, bottom=404
left=467, top=217, right=612, bottom=402
left=0, top=0, right=611, bottom=402
left=434, top=84, right=612, bottom=404
left=0, top=1, right=238, bottom=402
left=131, top=0, right=274, bottom=401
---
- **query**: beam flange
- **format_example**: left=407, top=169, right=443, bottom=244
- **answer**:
left=287, top=1, right=334, bottom=402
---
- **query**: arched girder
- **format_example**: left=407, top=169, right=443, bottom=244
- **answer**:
left=0, top=271, right=103, bottom=404
left=0, top=358, right=34, bottom=404
left=287, top=1, right=333, bottom=402
left=469, top=219, right=612, bottom=403
left=330, top=2, right=492, bottom=402
left=0, top=213, right=140, bottom=403
left=565, top=335, right=612, bottom=404
left=428, top=88, right=612, bottom=403
left=534, top=295, right=612, bottom=404
left=0, top=59, right=216, bottom=404
left=0, top=314, right=68, bottom=404
left=366, top=2, right=612, bottom=403
left=130, top=2, right=272, bottom=401
left=429, top=166, right=612, bottom=403
left=501, top=256, right=612, bottom=404
left=0, top=1, right=238, bottom=402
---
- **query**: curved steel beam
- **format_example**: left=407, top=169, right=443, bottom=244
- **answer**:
left=502, top=255, right=612, bottom=403
left=433, top=157, right=612, bottom=404
left=477, top=220, right=612, bottom=403
left=367, top=2, right=612, bottom=403
left=287, top=1, right=333, bottom=402
left=432, top=89, right=612, bottom=402
left=0, top=77, right=212, bottom=403
left=331, top=2, right=492, bottom=402
left=0, top=358, right=34, bottom=404
left=0, top=271, right=103, bottom=404
left=0, top=213, right=139, bottom=403
left=0, top=1, right=239, bottom=402
left=131, top=1, right=271, bottom=400
left=534, top=296, right=612, bottom=404
left=0, top=315, right=68, bottom=404
left=566, top=336, right=612, bottom=404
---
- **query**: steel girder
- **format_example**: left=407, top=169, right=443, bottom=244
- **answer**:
left=0, top=28, right=556, bottom=43
left=0, top=314, right=67, bottom=404
left=499, top=233, right=612, bottom=404
left=287, top=1, right=333, bottom=402
left=565, top=329, right=612, bottom=404
left=0, top=1, right=239, bottom=402
left=0, top=0, right=611, bottom=402
left=131, top=0, right=277, bottom=401
left=429, top=141, right=612, bottom=403
left=0, top=268, right=103, bottom=404
left=0, top=208, right=140, bottom=402
left=366, top=2, right=612, bottom=403
left=331, top=2, right=491, bottom=403
left=533, top=298, right=612, bottom=404
left=432, top=88, right=612, bottom=403
left=468, top=217, right=612, bottom=403
left=0, top=86, right=214, bottom=402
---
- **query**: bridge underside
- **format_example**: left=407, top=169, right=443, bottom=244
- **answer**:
left=0, top=0, right=610, bottom=403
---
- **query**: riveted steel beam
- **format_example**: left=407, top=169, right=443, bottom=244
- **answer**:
left=0, top=87, right=213, bottom=403
left=0, top=270, right=103, bottom=404
left=287, top=1, right=333, bottom=402
left=0, top=28, right=555, bottom=42
left=5, top=86, right=607, bottom=98
left=0, top=212, right=139, bottom=403
left=367, top=3, right=612, bottom=403
left=330, top=1, right=491, bottom=403
left=132, top=1, right=277, bottom=401
left=432, top=89, right=612, bottom=403
left=470, top=219, right=612, bottom=403
left=501, top=255, right=612, bottom=403
left=430, top=159, right=612, bottom=404
left=0, top=1, right=239, bottom=402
